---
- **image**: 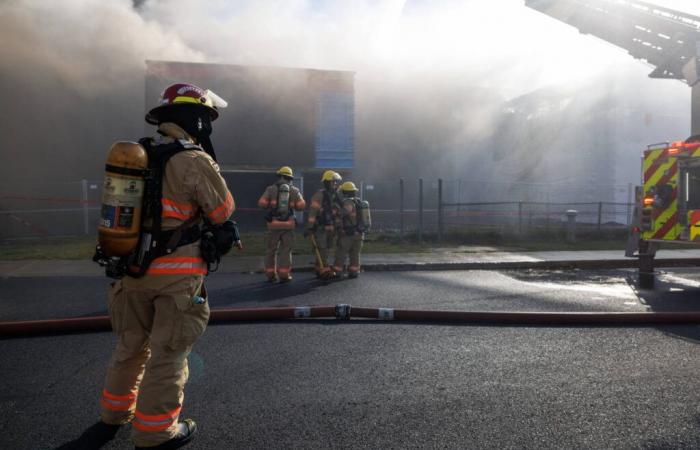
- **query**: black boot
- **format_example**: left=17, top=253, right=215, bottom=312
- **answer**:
left=134, top=419, right=197, bottom=450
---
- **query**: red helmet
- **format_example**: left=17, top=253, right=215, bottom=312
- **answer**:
left=145, top=82, right=228, bottom=125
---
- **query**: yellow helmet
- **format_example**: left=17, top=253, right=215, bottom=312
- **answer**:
left=340, top=181, right=358, bottom=192
left=277, top=166, right=293, bottom=178
left=321, top=170, right=342, bottom=182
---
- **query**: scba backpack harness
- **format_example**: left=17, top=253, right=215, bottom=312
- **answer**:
left=265, top=183, right=294, bottom=223
left=94, top=138, right=239, bottom=278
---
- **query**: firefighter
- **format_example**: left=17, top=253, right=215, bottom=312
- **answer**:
left=332, top=181, right=370, bottom=278
left=97, top=83, right=234, bottom=450
left=258, top=166, right=306, bottom=282
left=305, top=170, right=342, bottom=278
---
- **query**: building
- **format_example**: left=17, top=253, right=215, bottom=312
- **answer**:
left=146, top=60, right=355, bottom=228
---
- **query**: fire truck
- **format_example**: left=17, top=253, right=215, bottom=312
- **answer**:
left=626, top=137, right=700, bottom=287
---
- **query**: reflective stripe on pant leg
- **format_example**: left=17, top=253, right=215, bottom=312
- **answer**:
left=101, top=281, right=151, bottom=425
left=101, top=389, right=137, bottom=412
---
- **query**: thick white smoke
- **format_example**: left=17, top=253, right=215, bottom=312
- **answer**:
left=0, top=0, right=695, bottom=188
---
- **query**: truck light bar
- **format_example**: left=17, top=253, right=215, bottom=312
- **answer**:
left=643, top=196, right=655, bottom=206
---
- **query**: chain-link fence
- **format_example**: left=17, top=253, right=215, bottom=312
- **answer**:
left=0, top=180, right=102, bottom=239
left=0, top=177, right=634, bottom=239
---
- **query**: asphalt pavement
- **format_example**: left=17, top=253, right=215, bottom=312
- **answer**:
left=1, top=247, right=700, bottom=278
left=2, top=264, right=700, bottom=449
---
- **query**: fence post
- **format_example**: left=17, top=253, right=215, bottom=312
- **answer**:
left=518, top=202, right=523, bottom=235
left=566, top=209, right=578, bottom=243
left=597, top=202, right=603, bottom=232
left=399, top=178, right=404, bottom=237
left=438, top=178, right=443, bottom=242
left=418, top=178, right=423, bottom=242
left=82, top=179, right=89, bottom=235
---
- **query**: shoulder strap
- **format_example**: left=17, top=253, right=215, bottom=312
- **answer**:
left=126, top=138, right=200, bottom=277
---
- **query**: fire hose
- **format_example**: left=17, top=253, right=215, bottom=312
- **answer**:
left=3, top=305, right=700, bottom=338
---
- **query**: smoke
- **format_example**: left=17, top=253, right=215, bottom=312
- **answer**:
left=0, top=0, right=695, bottom=197
left=0, top=0, right=202, bottom=185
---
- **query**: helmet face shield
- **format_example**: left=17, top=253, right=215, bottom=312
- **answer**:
left=205, top=89, right=228, bottom=110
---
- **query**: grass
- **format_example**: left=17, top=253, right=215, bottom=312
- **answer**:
left=0, top=227, right=643, bottom=260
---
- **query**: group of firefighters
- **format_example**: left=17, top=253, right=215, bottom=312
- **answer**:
left=91, top=81, right=370, bottom=449
left=258, top=166, right=370, bottom=283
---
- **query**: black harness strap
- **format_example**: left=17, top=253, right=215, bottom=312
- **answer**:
left=125, top=138, right=203, bottom=278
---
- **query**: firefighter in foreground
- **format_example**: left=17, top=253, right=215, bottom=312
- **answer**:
left=305, top=170, right=342, bottom=278
left=94, top=83, right=235, bottom=449
left=258, top=166, right=306, bottom=282
left=332, top=181, right=371, bottom=278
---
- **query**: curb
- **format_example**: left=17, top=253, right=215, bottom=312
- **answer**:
left=249, top=258, right=700, bottom=273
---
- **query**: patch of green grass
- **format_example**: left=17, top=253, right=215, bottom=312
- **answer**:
left=0, top=232, right=434, bottom=260
left=0, top=227, right=656, bottom=260
left=0, top=236, right=98, bottom=260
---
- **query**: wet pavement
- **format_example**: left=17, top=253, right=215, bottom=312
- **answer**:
left=1, top=248, right=700, bottom=277
left=2, top=268, right=700, bottom=449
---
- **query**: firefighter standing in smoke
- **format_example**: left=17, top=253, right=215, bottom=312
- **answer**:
left=96, top=83, right=234, bottom=449
left=305, top=170, right=342, bottom=278
left=332, top=181, right=371, bottom=278
left=258, top=166, right=306, bottom=282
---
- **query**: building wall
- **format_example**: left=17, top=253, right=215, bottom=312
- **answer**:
left=145, top=60, right=355, bottom=171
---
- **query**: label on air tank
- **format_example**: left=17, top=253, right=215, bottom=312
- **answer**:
left=102, top=176, right=144, bottom=207
left=100, top=176, right=143, bottom=230
left=100, top=205, right=135, bottom=229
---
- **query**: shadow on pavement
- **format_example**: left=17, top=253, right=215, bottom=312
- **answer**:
left=208, top=275, right=333, bottom=307
left=53, top=421, right=125, bottom=450
left=627, top=270, right=700, bottom=344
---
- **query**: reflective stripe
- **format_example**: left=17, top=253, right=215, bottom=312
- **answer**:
left=147, top=256, right=207, bottom=275
left=208, top=191, right=235, bottom=223
left=278, top=267, right=290, bottom=274
left=310, top=200, right=321, bottom=209
left=100, top=389, right=136, bottom=411
left=319, top=267, right=331, bottom=274
left=265, top=267, right=276, bottom=274
left=332, top=266, right=343, bottom=272
left=162, top=198, right=196, bottom=220
left=349, top=266, right=360, bottom=273
left=307, top=216, right=316, bottom=224
left=133, top=406, right=182, bottom=431
left=295, top=198, right=307, bottom=210
left=258, top=196, right=270, bottom=208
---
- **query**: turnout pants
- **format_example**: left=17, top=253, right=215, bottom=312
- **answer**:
left=265, top=229, right=295, bottom=279
left=312, top=228, right=335, bottom=275
left=333, top=233, right=364, bottom=275
left=100, top=274, right=209, bottom=448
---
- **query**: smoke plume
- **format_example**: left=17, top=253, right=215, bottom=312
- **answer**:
left=0, top=0, right=695, bottom=198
